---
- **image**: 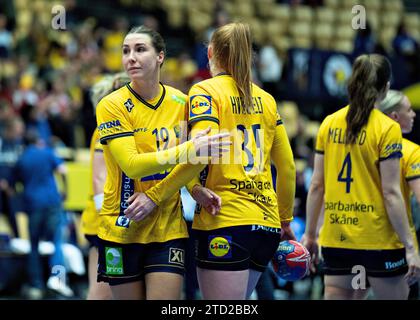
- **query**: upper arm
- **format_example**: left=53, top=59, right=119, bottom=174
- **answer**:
left=310, top=117, right=327, bottom=188
left=92, top=150, right=106, bottom=194
left=92, top=150, right=106, bottom=178
left=406, top=146, right=420, bottom=203
left=379, top=123, right=403, bottom=194
left=92, top=132, right=106, bottom=180
left=189, top=120, right=220, bottom=138
left=380, top=158, right=401, bottom=194
left=96, top=100, right=142, bottom=177
left=188, top=84, right=220, bottom=136
left=314, top=116, right=329, bottom=155
left=107, top=135, right=139, bottom=171
left=96, top=98, right=133, bottom=145
left=311, top=153, right=325, bottom=188
left=270, top=124, right=294, bottom=170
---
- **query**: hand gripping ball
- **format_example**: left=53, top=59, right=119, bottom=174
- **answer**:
left=272, top=240, right=311, bottom=281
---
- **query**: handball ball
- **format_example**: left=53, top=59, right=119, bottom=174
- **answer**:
left=272, top=240, right=311, bottom=281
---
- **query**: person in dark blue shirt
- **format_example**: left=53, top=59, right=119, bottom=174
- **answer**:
left=14, top=129, right=73, bottom=298
left=21, top=104, right=53, bottom=148
left=392, top=23, right=420, bottom=85
left=353, top=22, right=377, bottom=57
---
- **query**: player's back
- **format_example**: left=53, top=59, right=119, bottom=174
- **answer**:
left=317, top=106, right=404, bottom=249
left=188, top=75, right=281, bottom=230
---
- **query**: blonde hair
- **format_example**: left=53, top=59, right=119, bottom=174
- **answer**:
left=90, top=72, right=130, bottom=112
left=210, top=22, right=253, bottom=113
left=377, top=90, right=405, bottom=115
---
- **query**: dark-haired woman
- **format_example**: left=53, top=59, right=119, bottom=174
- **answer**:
left=302, top=54, right=420, bottom=300
left=95, top=25, right=230, bottom=300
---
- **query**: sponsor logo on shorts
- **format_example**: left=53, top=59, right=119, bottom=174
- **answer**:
left=208, top=236, right=231, bottom=258
left=384, top=258, right=406, bottom=270
left=251, top=225, right=280, bottom=233
left=169, top=248, right=185, bottom=266
left=105, top=247, right=124, bottom=275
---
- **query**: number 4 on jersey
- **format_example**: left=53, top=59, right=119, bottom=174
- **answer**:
left=337, top=152, right=353, bottom=193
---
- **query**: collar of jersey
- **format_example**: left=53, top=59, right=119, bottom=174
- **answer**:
left=126, top=82, right=166, bottom=110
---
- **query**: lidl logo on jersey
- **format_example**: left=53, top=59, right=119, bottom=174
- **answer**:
left=190, top=95, right=212, bottom=117
left=208, top=236, right=232, bottom=258
left=124, top=98, right=135, bottom=112
left=169, top=248, right=185, bottom=266
left=105, top=247, right=124, bottom=275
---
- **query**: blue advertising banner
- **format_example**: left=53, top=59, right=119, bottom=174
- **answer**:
left=286, top=48, right=411, bottom=100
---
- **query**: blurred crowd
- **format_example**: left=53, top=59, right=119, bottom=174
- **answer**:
left=0, top=0, right=418, bottom=149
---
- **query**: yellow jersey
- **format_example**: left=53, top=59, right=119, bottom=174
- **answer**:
left=95, top=83, right=189, bottom=244
left=316, top=106, right=404, bottom=250
left=80, top=129, right=103, bottom=236
left=401, top=138, right=420, bottom=251
left=188, top=74, right=291, bottom=230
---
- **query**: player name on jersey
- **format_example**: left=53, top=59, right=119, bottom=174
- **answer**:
left=230, top=96, right=264, bottom=114
left=328, top=127, right=367, bottom=145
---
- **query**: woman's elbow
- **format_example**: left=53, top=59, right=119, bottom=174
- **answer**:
left=117, top=160, right=141, bottom=179
left=310, top=179, right=324, bottom=194
left=123, top=168, right=142, bottom=180
left=282, top=159, right=296, bottom=177
left=289, top=161, right=296, bottom=175
left=381, top=185, right=401, bottom=200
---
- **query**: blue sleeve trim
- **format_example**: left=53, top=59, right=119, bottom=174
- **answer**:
left=379, top=151, right=403, bottom=161
left=100, top=132, right=134, bottom=145
left=406, top=175, right=420, bottom=182
left=188, top=116, right=220, bottom=126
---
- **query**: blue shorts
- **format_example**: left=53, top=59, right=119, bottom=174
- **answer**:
left=97, top=238, right=187, bottom=285
left=321, top=247, right=408, bottom=277
left=193, top=225, right=280, bottom=272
